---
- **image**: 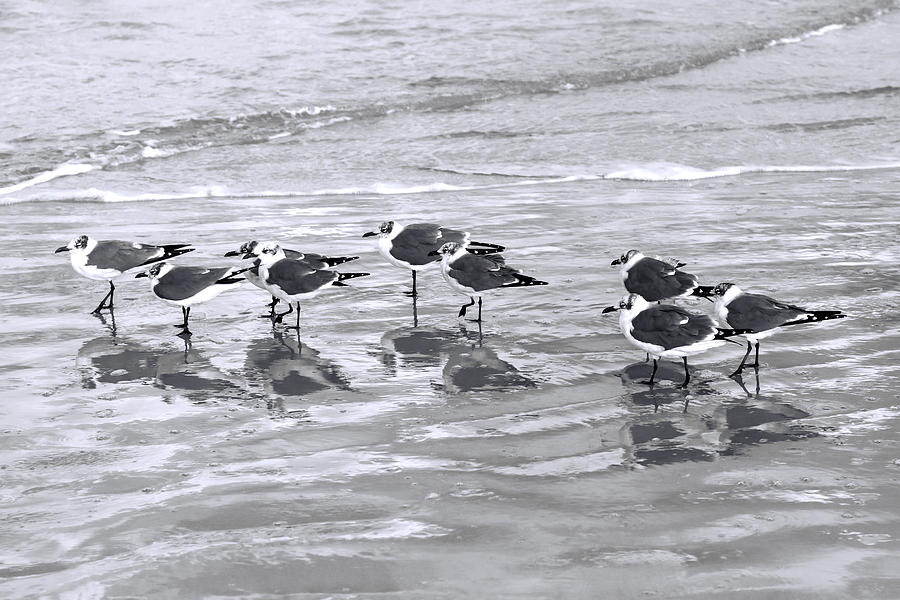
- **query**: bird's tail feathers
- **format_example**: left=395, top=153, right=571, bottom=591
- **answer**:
left=216, top=265, right=256, bottom=285
left=332, top=272, right=370, bottom=286
left=782, top=310, right=846, bottom=327
left=322, top=256, right=360, bottom=267
left=714, top=328, right=753, bottom=343
left=691, top=285, right=716, bottom=298
left=504, top=274, right=549, bottom=288
left=467, top=241, right=506, bottom=255
left=140, top=245, right=195, bottom=266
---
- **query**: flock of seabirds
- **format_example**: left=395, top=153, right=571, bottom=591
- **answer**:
left=55, top=221, right=846, bottom=388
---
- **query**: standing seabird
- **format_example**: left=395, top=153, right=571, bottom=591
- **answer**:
left=55, top=235, right=194, bottom=313
left=247, top=241, right=369, bottom=330
left=712, top=282, right=846, bottom=376
left=224, top=240, right=359, bottom=317
left=136, top=262, right=249, bottom=336
left=362, top=221, right=504, bottom=297
left=429, top=241, right=547, bottom=322
left=611, top=249, right=714, bottom=302
left=602, top=293, right=747, bottom=387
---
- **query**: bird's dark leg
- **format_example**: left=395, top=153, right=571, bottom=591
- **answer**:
left=178, top=306, right=192, bottom=337
left=404, top=271, right=418, bottom=297
left=259, top=296, right=279, bottom=319
left=679, top=357, right=690, bottom=388
left=642, top=359, right=659, bottom=386
left=286, top=303, right=301, bottom=330
left=274, top=303, right=294, bottom=324
left=412, top=295, right=419, bottom=327
left=644, top=352, right=650, bottom=363
left=91, top=281, right=115, bottom=314
left=750, top=342, right=761, bottom=370
left=474, top=297, right=483, bottom=323
left=458, top=296, right=476, bottom=318
left=729, top=341, right=753, bottom=377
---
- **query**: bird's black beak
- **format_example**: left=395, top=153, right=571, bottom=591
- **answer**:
left=55, top=246, right=69, bottom=253
left=427, top=250, right=440, bottom=256
left=601, top=305, right=619, bottom=314
left=610, top=258, right=622, bottom=266
left=362, top=231, right=377, bottom=238
left=241, top=252, right=255, bottom=259
left=223, top=250, right=240, bottom=257
left=135, top=272, right=148, bottom=278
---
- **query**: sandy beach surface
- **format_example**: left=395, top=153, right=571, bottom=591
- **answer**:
left=3, top=172, right=900, bottom=598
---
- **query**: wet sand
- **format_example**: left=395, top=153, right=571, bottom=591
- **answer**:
left=2, top=173, right=900, bottom=598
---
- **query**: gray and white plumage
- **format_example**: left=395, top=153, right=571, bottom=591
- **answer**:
left=713, top=283, right=845, bottom=343
left=249, top=241, right=369, bottom=328
left=224, top=240, right=358, bottom=291
left=712, top=282, right=845, bottom=376
left=138, top=262, right=244, bottom=306
left=56, top=235, right=193, bottom=281
left=435, top=242, right=546, bottom=296
left=603, top=292, right=746, bottom=386
left=612, top=293, right=732, bottom=360
left=611, top=249, right=710, bottom=302
left=432, top=241, right=547, bottom=321
left=363, top=221, right=472, bottom=270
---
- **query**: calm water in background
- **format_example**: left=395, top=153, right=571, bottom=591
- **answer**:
left=2, top=1, right=900, bottom=598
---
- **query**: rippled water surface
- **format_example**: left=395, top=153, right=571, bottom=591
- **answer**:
left=2, top=0, right=900, bottom=598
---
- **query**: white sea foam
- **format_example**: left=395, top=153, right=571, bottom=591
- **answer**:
left=604, top=161, right=900, bottom=181
left=0, top=163, right=95, bottom=196
left=110, top=129, right=141, bottom=136
left=0, top=185, right=229, bottom=205
left=140, top=146, right=169, bottom=158
left=4, top=161, right=898, bottom=205
left=768, top=24, right=845, bottom=47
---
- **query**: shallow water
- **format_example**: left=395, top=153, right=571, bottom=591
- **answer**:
left=3, top=0, right=900, bottom=598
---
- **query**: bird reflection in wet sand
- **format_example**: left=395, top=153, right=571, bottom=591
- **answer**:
left=619, top=413, right=717, bottom=467
left=618, top=390, right=814, bottom=466
left=619, top=361, right=716, bottom=413
left=243, top=330, right=352, bottom=407
left=76, top=335, right=239, bottom=397
left=91, top=308, right=117, bottom=336
left=441, top=324, right=535, bottom=394
left=712, top=396, right=816, bottom=456
left=77, top=334, right=157, bottom=387
left=379, top=321, right=469, bottom=374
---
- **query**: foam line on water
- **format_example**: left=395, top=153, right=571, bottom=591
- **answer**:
left=602, top=161, right=900, bottom=181
left=4, top=161, right=899, bottom=205
left=0, top=163, right=94, bottom=196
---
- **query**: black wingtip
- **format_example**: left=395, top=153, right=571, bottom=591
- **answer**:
left=139, top=245, right=194, bottom=267
left=691, top=285, right=716, bottom=298
left=336, top=272, right=370, bottom=281
left=714, top=328, right=753, bottom=340
left=781, top=311, right=846, bottom=327
left=322, top=256, right=360, bottom=267
left=504, top=275, right=548, bottom=288
left=467, top=240, right=505, bottom=255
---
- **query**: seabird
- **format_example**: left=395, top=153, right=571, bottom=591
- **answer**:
left=712, top=282, right=846, bottom=376
left=224, top=240, right=358, bottom=317
left=429, top=241, right=547, bottom=322
left=362, top=221, right=504, bottom=297
left=611, top=249, right=714, bottom=302
left=136, top=262, right=250, bottom=336
left=246, top=241, right=370, bottom=330
left=602, top=293, right=748, bottom=387
left=55, top=235, right=194, bottom=313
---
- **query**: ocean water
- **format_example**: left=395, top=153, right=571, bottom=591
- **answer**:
left=2, top=0, right=900, bottom=598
